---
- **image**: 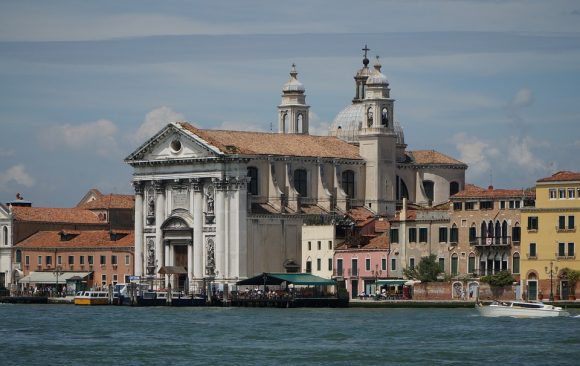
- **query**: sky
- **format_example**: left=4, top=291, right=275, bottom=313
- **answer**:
left=1, top=0, right=580, bottom=207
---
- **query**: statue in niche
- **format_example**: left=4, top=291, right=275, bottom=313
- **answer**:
left=206, top=191, right=214, bottom=214
left=205, top=238, right=215, bottom=276
left=381, top=107, right=388, bottom=127
left=367, top=107, right=373, bottom=127
left=204, top=189, right=215, bottom=224
left=146, top=238, right=156, bottom=275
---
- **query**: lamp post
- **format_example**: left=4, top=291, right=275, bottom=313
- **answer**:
left=53, top=265, right=64, bottom=297
left=372, top=264, right=382, bottom=298
left=545, top=260, right=558, bottom=302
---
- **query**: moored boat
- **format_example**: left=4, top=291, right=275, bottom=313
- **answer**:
left=476, top=300, right=570, bottom=317
left=74, top=291, right=110, bottom=305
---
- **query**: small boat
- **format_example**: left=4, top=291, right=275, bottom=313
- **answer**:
left=476, top=300, right=570, bottom=318
left=74, top=291, right=110, bottom=305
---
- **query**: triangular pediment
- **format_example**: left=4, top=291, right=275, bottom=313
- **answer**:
left=125, top=123, right=222, bottom=162
left=0, top=203, right=10, bottom=220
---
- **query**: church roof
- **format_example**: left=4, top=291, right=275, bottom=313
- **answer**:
left=11, top=206, right=104, bottom=224
left=537, top=171, right=580, bottom=183
left=178, top=122, right=362, bottom=160
left=406, top=150, right=466, bottom=166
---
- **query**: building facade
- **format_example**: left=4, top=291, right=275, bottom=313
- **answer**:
left=302, top=224, right=336, bottom=279
left=521, top=171, right=580, bottom=301
left=0, top=203, right=12, bottom=287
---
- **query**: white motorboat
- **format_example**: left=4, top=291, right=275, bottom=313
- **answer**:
left=476, top=300, right=570, bottom=318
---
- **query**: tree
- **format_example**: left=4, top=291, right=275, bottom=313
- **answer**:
left=480, top=271, right=515, bottom=287
left=403, top=254, right=441, bottom=282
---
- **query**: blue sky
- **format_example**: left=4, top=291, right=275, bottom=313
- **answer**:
left=1, top=0, right=579, bottom=207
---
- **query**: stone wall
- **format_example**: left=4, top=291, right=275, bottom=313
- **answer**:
left=412, top=281, right=517, bottom=301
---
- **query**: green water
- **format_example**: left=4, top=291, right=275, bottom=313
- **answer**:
left=1, top=304, right=579, bottom=365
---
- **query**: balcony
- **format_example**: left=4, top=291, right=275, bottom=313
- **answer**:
left=333, top=269, right=344, bottom=278
left=556, top=254, right=576, bottom=260
left=556, top=226, right=576, bottom=233
left=470, top=236, right=512, bottom=247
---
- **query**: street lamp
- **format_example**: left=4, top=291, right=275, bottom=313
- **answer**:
left=372, top=264, right=382, bottom=298
left=53, top=265, right=64, bottom=297
left=545, top=260, right=558, bottom=302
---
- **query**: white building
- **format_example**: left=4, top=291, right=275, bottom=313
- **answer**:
left=126, top=49, right=467, bottom=292
left=302, top=225, right=336, bottom=279
left=0, top=203, right=12, bottom=288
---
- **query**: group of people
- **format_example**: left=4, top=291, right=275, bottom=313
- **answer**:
left=19, top=284, right=70, bottom=297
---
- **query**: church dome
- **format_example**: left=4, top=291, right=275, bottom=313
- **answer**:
left=329, top=103, right=405, bottom=145
left=282, top=64, right=305, bottom=93
left=366, top=57, right=389, bottom=86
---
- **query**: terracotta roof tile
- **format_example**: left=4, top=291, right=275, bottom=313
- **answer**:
left=11, top=207, right=104, bottom=224
left=452, top=184, right=535, bottom=199
left=16, top=230, right=134, bottom=248
left=374, top=220, right=390, bottom=232
left=537, top=171, right=580, bottom=183
left=77, top=194, right=135, bottom=210
left=300, top=205, right=329, bottom=215
left=407, top=150, right=466, bottom=166
left=364, top=233, right=390, bottom=249
left=347, top=206, right=375, bottom=222
left=179, top=122, right=362, bottom=160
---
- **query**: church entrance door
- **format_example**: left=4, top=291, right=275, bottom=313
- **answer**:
left=174, top=245, right=188, bottom=291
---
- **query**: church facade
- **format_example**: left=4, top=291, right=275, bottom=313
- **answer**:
left=125, top=49, right=467, bottom=292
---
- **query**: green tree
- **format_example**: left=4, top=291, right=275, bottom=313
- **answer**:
left=479, top=271, right=515, bottom=287
left=402, top=254, right=441, bottom=282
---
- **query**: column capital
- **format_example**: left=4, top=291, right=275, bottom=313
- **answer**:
left=153, top=180, right=165, bottom=194
left=132, top=181, right=144, bottom=195
left=190, top=178, right=202, bottom=192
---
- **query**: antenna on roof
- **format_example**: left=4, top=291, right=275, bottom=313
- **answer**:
left=270, top=122, right=273, bottom=132
left=489, top=170, right=493, bottom=187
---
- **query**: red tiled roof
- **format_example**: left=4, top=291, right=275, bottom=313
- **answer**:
left=77, top=194, right=134, bottom=210
left=16, top=230, right=134, bottom=248
left=374, top=220, right=390, bottom=232
left=407, top=150, right=466, bottom=166
left=179, top=122, right=362, bottom=160
left=347, top=206, right=375, bottom=222
left=452, top=184, right=535, bottom=199
left=537, top=171, right=580, bottom=183
left=364, top=233, right=390, bottom=249
left=11, top=207, right=104, bottom=224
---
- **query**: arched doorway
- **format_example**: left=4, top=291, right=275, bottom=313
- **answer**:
left=161, top=210, right=194, bottom=292
left=527, top=273, right=538, bottom=301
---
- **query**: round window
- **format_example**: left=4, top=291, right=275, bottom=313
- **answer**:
left=170, top=139, right=182, bottom=153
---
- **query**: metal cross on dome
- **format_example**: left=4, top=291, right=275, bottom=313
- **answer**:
left=362, top=44, right=370, bottom=58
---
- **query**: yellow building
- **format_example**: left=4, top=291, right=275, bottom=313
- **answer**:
left=521, top=171, right=580, bottom=301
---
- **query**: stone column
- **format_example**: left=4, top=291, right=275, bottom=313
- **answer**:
left=187, top=239, right=193, bottom=290
left=133, top=181, right=144, bottom=277
left=215, top=179, right=227, bottom=281
left=192, top=179, right=203, bottom=282
left=154, top=180, right=165, bottom=280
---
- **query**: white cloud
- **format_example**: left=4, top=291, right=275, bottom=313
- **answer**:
left=132, top=106, right=185, bottom=144
left=0, top=164, right=35, bottom=188
left=506, top=136, right=548, bottom=171
left=452, top=133, right=497, bottom=179
left=509, top=88, right=534, bottom=109
left=308, top=111, right=331, bottom=136
left=39, top=119, right=119, bottom=157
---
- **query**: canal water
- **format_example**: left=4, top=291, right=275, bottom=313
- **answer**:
left=1, top=304, right=579, bottom=365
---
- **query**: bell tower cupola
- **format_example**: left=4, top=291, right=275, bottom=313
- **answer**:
left=278, top=64, right=310, bottom=134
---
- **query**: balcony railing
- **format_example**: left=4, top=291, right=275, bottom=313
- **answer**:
left=470, top=236, right=512, bottom=247
left=556, top=254, right=576, bottom=260
left=556, top=226, right=576, bottom=233
left=333, top=269, right=344, bottom=278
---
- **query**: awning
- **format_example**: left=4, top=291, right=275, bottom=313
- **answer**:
left=376, top=279, right=407, bottom=286
left=236, top=273, right=336, bottom=286
left=18, top=271, right=92, bottom=284
left=158, top=266, right=187, bottom=275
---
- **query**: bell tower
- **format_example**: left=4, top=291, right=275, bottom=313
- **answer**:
left=278, top=64, right=310, bottom=134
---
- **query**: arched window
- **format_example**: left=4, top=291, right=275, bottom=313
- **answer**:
left=381, top=107, right=388, bottom=127
left=297, top=113, right=303, bottom=132
left=2, top=226, right=7, bottom=246
left=469, top=224, right=477, bottom=243
left=247, top=167, right=258, bottom=196
left=450, top=224, right=459, bottom=243
left=450, top=181, right=460, bottom=196
left=494, top=221, right=501, bottom=244
left=501, top=221, right=508, bottom=244
left=468, top=253, right=476, bottom=274
left=481, top=222, right=488, bottom=241
left=512, top=253, right=520, bottom=274
left=487, top=221, right=494, bottom=241
left=423, top=180, right=434, bottom=204
left=366, top=107, right=373, bottom=127
left=15, top=249, right=22, bottom=263
left=396, top=176, right=409, bottom=201
left=341, top=170, right=355, bottom=198
left=451, top=253, right=459, bottom=276
left=282, top=113, right=288, bottom=133
left=294, top=169, right=308, bottom=197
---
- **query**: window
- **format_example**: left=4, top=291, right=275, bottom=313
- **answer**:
left=111, top=255, right=118, bottom=265
left=568, top=188, right=576, bottom=199
left=341, top=170, right=355, bottom=198
left=80, top=256, right=85, bottom=265
left=468, top=254, right=475, bottom=274
left=465, top=201, right=475, bottom=210
left=423, top=180, right=434, bottom=203
left=529, top=243, right=537, bottom=258
left=25, top=255, right=29, bottom=266
left=46, top=256, right=52, bottom=266
left=419, top=228, right=428, bottom=243
left=438, top=258, right=445, bottom=272
left=305, top=261, right=312, bottom=273
left=365, top=258, right=371, bottom=271
left=409, top=258, right=415, bottom=270
left=512, top=226, right=521, bottom=242
left=469, top=226, right=477, bottom=242
left=317, top=241, right=321, bottom=250
left=569, top=243, right=575, bottom=257
left=328, top=241, right=332, bottom=250
left=351, top=259, right=358, bottom=276
left=247, top=167, right=258, bottom=195
left=2, top=226, right=7, bottom=246
left=450, top=225, right=459, bottom=243
left=328, top=258, right=333, bottom=271
left=559, top=216, right=566, bottom=230
left=125, top=255, right=130, bottom=265
left=68, top=255, right=74, bottom=265
left=453, top=202, right=462, bottom=211
left=101, top=274, right=107, bottom=285
left=37, top=256, right=42, bottom=265
left=451, top=254, right=458, bottom=275
left=527, top=216, right=538, bottom=230
left=512, top=253, right=520, bottom=274
left=88, top=256, right=94, bottom=265
left=391, top=258, right=397, bottom=271
left=100, top=255, right=106, bottom=265
left=113, top=274, right=118, bottom=284
left=57, top=256, right=62, bottom=265
left=450, top=182, right=460, bottom=196
left=439, top=227, right=448, bottom=243
left=408, top=228, right=417, bottom=243
left=559, top=242, right=566, bottom=257
left=500, top=201, right=506, bottom=209
left=390, top=228, right=399, bottom=243
left=480, top=201, right=493, bottom=210
left=293, top=169, right=308, bottom=197
left=549, top=189, right=557, bottom=199
left=337, top=259, right=343, bottom=276
left=559, top=189, right=566, bottom=199
left=382, top=258, right=387, bottom=271
left=569, top=215, right=575, bottom=230
left=317, top=258, right=321, bottom=271
left=308, top=241, right=311, bottom=251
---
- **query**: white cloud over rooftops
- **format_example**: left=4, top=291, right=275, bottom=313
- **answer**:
left=0, top=164, right=35, bottom=189
left=131, top=106, right=185, bottom=145
left=38, top=119, right=119, bottom=157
